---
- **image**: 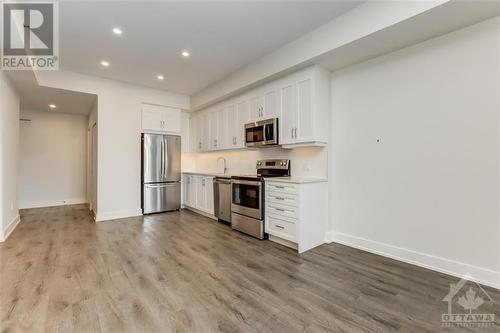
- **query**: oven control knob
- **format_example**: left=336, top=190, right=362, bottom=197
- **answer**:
left=257, top=162, right=262, bottom=166
left=280, top=162, right=284, bottom=166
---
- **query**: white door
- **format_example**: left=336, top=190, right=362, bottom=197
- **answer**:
left=264, top=90, right=279, bottom=119
left=249, top=96, right=263, bottom=121
left=296, top=79, right=313, bottom=142
left=196, top=176, right=207, bottom=211
left=227, top=104, right=237, bottom=148
left=181, top=112, right=190, bottom=153
left=281, top=84, right=297, bottom=144
left=197, top=113, right=206, bottom=152
left=217, top=108, right=228, bottom=150
left=142, top=107, right=164, bottom=132
left=190, top=115, right=198, bottom=152
left=236, top=100, right=250, bottom=148
left=209, top=110, right=218, bottom=150
left=205, top=177, right=214, bottom=214
left=162, top=106, right=182, bottom=133
left=189, top=175, right=197, bottom=207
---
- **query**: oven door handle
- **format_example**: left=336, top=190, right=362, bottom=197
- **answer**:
left=232, top=179, right=262, bottom=187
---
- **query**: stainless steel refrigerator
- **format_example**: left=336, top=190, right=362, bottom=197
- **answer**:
left=142, top=133, right=181, bottom=214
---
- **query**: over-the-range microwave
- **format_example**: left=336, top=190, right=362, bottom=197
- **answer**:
left=245, top=118, right=279, bottom=148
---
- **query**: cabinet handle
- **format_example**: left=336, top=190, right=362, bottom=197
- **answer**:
left=275, top=186, right=285, bottom=189
left=294, top=128, right=297, bottom=138
left=275, top=224, right=285, bottom=229
left=291, top=128, right=294, bottom=139
left=275, top=208, right=285, bottom=212
left=275, top=197, right=285, bottom=200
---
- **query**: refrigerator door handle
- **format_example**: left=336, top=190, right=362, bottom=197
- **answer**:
left=163, top=136, right=168, bottom=181
left=160, top=138, right=164, bottom=180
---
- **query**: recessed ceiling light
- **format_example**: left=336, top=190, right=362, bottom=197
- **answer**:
left=157, top=75, right=164, bottom=80
left=49, top=104, right=56, bottom=109
left=112, top=27, right=123, bottom=35
left=101, top=60, right=110, bottom=67
left=181, top=51, right=190, bottom=58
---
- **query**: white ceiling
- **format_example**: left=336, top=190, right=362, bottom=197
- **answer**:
left=58, top=1, right=363, bottom=95
left=7, top=71, right=97, bottom=115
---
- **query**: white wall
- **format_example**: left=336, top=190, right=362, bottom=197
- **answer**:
left=36, top=71, right=190, bottom=221
left=19, top=110, right=88, bottom=209
left=329, top=17, right=500, bottom=287
left=0, top=71, right=21, bottom=241
left=182, top=147, right=327, bottom=178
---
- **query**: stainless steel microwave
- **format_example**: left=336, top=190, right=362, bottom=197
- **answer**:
left=245, top=118, right=278, bottom=148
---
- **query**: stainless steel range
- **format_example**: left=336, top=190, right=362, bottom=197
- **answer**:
left=231, top=159, right=290, bottom=239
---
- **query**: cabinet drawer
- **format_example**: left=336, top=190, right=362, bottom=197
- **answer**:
left=266, top=216, right=296, bottom=242
left=266, top=191, right=298, bottom=207
left=266, top=182, right=297, bottom=194
left=266, top=203, right=298, bottom=220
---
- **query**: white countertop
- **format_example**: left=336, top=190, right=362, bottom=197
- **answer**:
left=183, top=172, right=327, bottom=183
left=182, top=171, right=235, bottom=178
left=263, top=177, right=327, bottom=184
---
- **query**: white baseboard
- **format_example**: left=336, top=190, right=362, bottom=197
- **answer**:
left=95, top=208, right=143, bottom=222
left=326, top=231, right=500, bottom=289
left=1, top=214, right=21, bottom=242
left=20, top=198, right=88, bottom=209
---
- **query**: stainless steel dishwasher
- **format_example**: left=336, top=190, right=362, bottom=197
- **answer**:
left=213, top=177, right=232, bottom=223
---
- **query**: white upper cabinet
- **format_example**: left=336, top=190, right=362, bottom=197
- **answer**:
left=236, top=100, right=250, bottom=148
left=188, top=65, right=329, bottom=151
left=263, top=89, right=280, bottom=119
left=226, top=104, right=238, bottom=149
left=209, top=110, right=218, bottom=150
left=249, top=96, right=264, bottom=121
left=217, top=107, right=228, bottom=150
left=280, top=67, right=330, bottom=147
left=141, top=103, right=181, bottom=134
left=181, top=112, right=190, bottom=153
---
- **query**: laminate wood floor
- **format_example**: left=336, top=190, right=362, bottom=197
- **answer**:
left=1, top=205, right=498, bottom=332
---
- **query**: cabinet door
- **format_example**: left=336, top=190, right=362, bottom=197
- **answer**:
left=263, top=89, right=279, bottom=119
left=189, top=176, right=197, bottom=207
left=195, top=177, right=205, bottom=211
left=226, top=104, right=237, bottom=148
left=162, top=106, right=182, bottom=133
left=205, top=177, right=214, bottom=214
left=181, top=112, right=190, bottom=153
left=190, top=115, right=198, bottom=152
left=236, top=100, right=250, bottom=148
left=141, top=105, right=164, bottom=132
left=296, top=79, right=313, bottom=142
left=217, top=107, right=228, bottom=150
left=281, top=84, right=297, bottom=144
left=249, top=96, right=263, bottom=121
left=209, top=110, right=218, bottom=150
left=184, top=175, right=190, bottom=206
left=197, top=113, right=208, bottom=152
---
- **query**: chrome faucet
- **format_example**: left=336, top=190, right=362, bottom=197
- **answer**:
left=217, top=157, right=227, bottom=174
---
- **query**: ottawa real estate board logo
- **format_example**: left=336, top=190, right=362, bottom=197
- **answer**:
left=1, top=1, right=58, bottom=70
left=442, top=274, right=495, bottom=328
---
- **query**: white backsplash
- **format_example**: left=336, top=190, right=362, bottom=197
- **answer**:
left=182, top=146, right=327, bottom=178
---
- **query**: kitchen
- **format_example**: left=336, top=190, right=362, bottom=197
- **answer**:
left=1, top=1, right=499, bottom=331
left=141, top=66, right=329, bottom=252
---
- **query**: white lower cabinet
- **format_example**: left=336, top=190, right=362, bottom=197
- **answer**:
left=265, top=180, right=328, bottom=253
left=182, top=174, right=215, bottom=217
